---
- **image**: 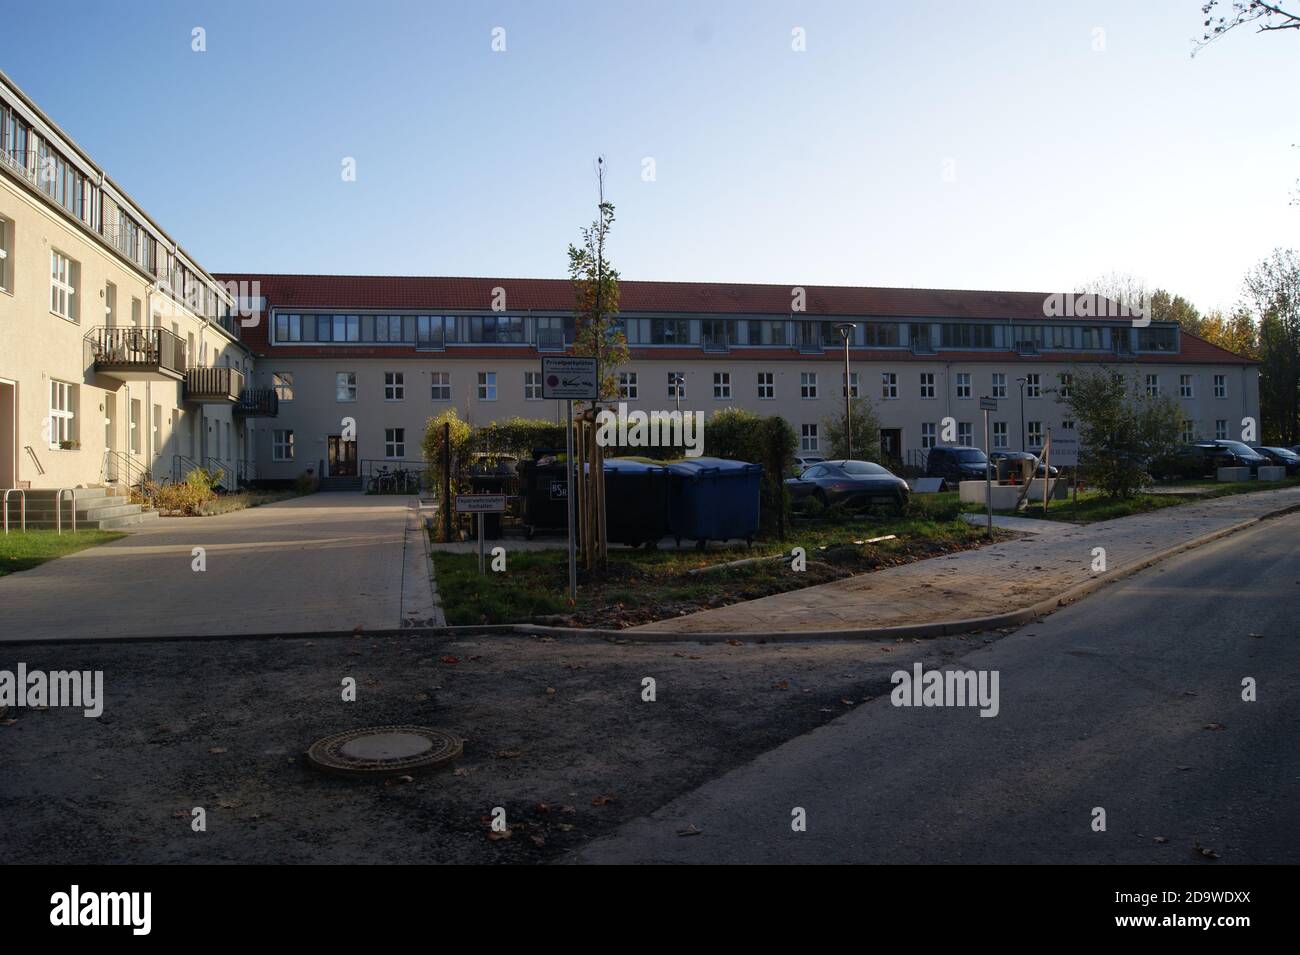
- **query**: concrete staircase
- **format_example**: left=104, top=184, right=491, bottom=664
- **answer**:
left=12, top=486, right=160, bottom=530
left=319, top=476, right=362, bottom=492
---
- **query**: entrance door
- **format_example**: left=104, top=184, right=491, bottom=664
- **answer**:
left=880, top=428, right=902, bottom=466
left=327, top=436, right=357, bottom=476
left=104, top=392, right=117, bottom=482
left=0, top=380, right=16, bottom=489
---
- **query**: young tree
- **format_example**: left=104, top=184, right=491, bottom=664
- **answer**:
left=1060, top=367, right=1183, bottom=499
left=822, top=397, right=883, bottom=460
left=567, top=158, right=627, bottom=402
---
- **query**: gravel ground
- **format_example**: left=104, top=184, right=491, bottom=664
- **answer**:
left=0, top=629, right=1003, bottom=863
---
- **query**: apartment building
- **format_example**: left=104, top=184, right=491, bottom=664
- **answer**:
left=0, top=70, right=263, bottom=496
left=215, top=273, right=1259, bottom=483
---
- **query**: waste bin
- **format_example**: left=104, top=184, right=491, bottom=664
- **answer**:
left=603, top=458, right=669, bottom=548
left=468, top=455, right=518, bottom=540
left=665, top=457, right=763, bottom=547
left=517, top=458, right=571, bottom=538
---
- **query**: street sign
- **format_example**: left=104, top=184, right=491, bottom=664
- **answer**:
left=454, top=494, right=507, bottom=513
left=979, top=396, right=997, bottom=411
left=541, top=356, right=599, bottom=400
left=1050, top=435, right=1079, bottom=467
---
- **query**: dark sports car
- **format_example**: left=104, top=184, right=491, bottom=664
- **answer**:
left=785, top=460, right=910, bottom=510
left=1254, top=446, right=1300, bottom=476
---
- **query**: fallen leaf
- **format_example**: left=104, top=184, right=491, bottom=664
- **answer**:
left=530, top=835, right=546, bottom=848
left=545, top=687, right=557, bottom=697
left=772, top=680, right=789, bottom=691
left=1193, top=842, right=1219, bottom=860
left=494, top=750, right=523, bottom=759
left=726, top=640, right=744, bottom=647
left=488, top=829, right=512, bottom=841
left=592, top=794, right=615, bottom=806
left=440, top=655, right=459, bottom=665
left=1203, top=722, right=1227, bottom=731
left=677, top=824, right=702, bottom=837
left=209, top=747, right=227, bottom=754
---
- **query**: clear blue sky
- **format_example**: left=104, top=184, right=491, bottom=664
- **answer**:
left=2, top=0, right=1295, bottom=313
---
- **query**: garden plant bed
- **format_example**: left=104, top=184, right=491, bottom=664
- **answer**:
left=432, top=496, right=1013, bottom=628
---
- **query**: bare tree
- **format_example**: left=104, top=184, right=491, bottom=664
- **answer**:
left=1194, top=1, right=1300, bottom=55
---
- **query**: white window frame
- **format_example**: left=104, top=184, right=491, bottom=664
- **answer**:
left=919, top=373, right=935, bottom=399
left=955, top=372, right=971, bottom=399
left=667, top=372, right=685, bottom=400
left=713, top=372, right=731, bottom=400
left=1181, top=419, right=1196, bottom=443
left=921, top=422, right=936, bottom=449
left=992, top=421, right=1008, bottom=449
left=1145, top=374, right=1160, bottom=398
left=881, top=372, right=898, bottom=400
left=618, top=371, right=638, bottom=400
left=992, top=373, right=1007, bottom=399
left=957, top=421, right=973, bottom=445
left=1025, top=373, right=1041, bottom=399
left=385, top=427, right=406, bottom=459
left=842, top=371, right=859, bottom=399
left=800, top=423, right=818, bottom=452
left=1058, top=373, right=1072, bottom=399
left=336, top=372, right=357, bottom=402
left=800, top=372, right=818, bottom=399
left=384, top=371, right=405, bottom=401
left=524, top=371, right=542, bottom=400
left=431, top=371, right=451, bottom=401
left=50, top=249, right=76, bottom=321
left=477, top=371, right=497, bottom=401
left=757, top=371, right=774, bottom=400
left=273, top=429, right=295, bottom=461
left=1213, top=375, right=1226, bottom=399
left=1215, top=419, right=1228, bottom=440
left=1179, top=375, right=1194, bottom=399
left=1027, top=420, right=1043, bottom=448
left=273, top=372, right=294, bottom=401
left=49, top=380, right=77, bottom=449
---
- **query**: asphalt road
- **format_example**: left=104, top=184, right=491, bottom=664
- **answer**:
left=574, top=511, right=1300, bottom=863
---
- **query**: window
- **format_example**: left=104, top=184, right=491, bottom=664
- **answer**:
left=992, top=421, right=1008, bottom=449
left=881, top=372, right=898, bottom=399
left=273, top=373, right=294, bottom=401
left=49, top=381, right=77, bottom=448
left=757, top=372, right=774, bottom=400
left=385, top=428, right=406, bottom=458
left=1137, top=326, right=1176, bottom=352
left=800, top=424, right=819, bottom=452
left=1061, top=419, right=1076, bottom=431
left=1214, top=375, right=1226, bottom=399
left=940, top=324, right=995, bottom=349
left=701, top=319, right=736, bottom=348
left=431, top=372, right=451, bottom=401
left=1215, top=419, right=1228, bottom=440
left=955, top=373, right=971, bottom=399
left=524, top=371, right=542, bottom=400
left=1181, top=419, right=1196, bottom=443
left=477, top=372, right=497, bottom=400
left=957, top=422, right=973, bottom=445
left=921, top=422, right=937, bottom=449
left=336, top=372, right=357, bottom=402
left=275, top=313, right=303, bottom=342
left=384, top=372, right=405, bottom=401
left=713, top=372, right=732, bottom=399
left=800, top=372, right=818, bottom=399
left=50, top=250, right=78, bottom=321
left=992, top=373, right=1007, bottom=399
left=862, top=322, right=901, bottom=347
left=1058, top=373, right=1073, bottom=399
left=273, top=430, right=294, bottom=461
left=0, top=216, right=10, bottom=292
left=1025, top=373, right=1041, bottom=398
left=618, top=372, right=638, bottom=400
left=667, top=372, right=685, bottom=399
left=1027, top=421, right=1043, bottom=448
left=842, top=371, right=859, bottom=398
left=1145, top=374, right=1160, bottom=398
left=650, top=318, right=691, bottom=345
left=919, top=373, right=935, bottom=399
left=1179, top=375, right=1194, bottom=399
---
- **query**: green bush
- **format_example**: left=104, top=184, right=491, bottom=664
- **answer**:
left=904, top=493, right=963, bottom=522
left=703, top=409, right=799, bottom=538
left=295, top=471, right=320, bottom=494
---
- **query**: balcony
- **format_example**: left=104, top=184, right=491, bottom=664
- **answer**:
left=234, top=388, right=279, bottom=418
left=87, top=326, right=186, bottom=382
left=184, top=366, right=244, bottom=404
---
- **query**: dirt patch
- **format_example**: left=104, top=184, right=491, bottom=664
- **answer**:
left=0, top=629, right=1003, bottom=863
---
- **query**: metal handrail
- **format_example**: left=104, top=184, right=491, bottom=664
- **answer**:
left=86, top=326, right=187, bottom=375
left=202, top=458, right=229, bottom=489
left=55, top=488, right=76, bottom=535
left=102, top=448, right=151, bottom=488
left=3, top=489, right=25, bottom=534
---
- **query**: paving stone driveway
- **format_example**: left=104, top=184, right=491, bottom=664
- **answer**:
left=0, top=493, right=435, bottom=641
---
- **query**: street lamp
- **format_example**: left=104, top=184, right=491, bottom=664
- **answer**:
left=670, top=374, right=684, bottom=415
left=1016, top=377, right=1027, bottom=452
left=834, top=323, right=856, bottom=460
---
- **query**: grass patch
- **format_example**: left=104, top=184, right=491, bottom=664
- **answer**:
left=997, top=476, right=1300, bottom=524
left=0, top=530, right=126, bottom=577
left=431, top=493, right=1007, bottom=627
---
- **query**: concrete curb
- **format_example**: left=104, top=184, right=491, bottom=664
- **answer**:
left=8, top=498, right=1299, bottom=649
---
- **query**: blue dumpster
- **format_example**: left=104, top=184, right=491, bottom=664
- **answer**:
left=604, top=458, right=669, bottom=548
left=665, top=457, right=763, bottom=547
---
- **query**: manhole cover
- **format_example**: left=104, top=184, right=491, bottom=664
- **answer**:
left=306, top=725, right=462, bottom=776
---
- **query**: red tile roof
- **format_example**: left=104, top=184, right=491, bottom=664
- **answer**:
left=212, top=273, right=1255, bottom=365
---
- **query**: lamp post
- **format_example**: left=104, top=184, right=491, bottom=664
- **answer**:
left=671, top=373, right=683, bottom=415
left=835, top=323, right=856, bottom=460
left=1016, top=377, right=1027, bottom=452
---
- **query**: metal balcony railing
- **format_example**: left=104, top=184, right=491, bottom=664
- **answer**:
left=235, top=388, right=279, bottom=417
left=86, top=326, right=187, bottom=376
left=184, top=366, right=244, bottom=402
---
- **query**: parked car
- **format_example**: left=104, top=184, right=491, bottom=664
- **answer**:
left=1252, top=446, right=1300, bottom=476
left=1153, top=442, right=1267, bottom=480
left=792, top=454, right=826, bottom=474
left=925, top=445, right=991, bottom=490
left=988, top=450, right=1059, bottom=480
left=786, top=460, right=909, bottom=510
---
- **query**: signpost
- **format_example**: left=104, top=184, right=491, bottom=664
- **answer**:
left=979, top=396, right=996, bottom=538
left=455, top=494, right=507, bottom=574
left=541, top=356, right=598, bottom=602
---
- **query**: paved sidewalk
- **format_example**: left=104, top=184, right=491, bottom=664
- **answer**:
left=0, top=492, right=430, bottom=641
left=631, top=486, right=1300, bottom=635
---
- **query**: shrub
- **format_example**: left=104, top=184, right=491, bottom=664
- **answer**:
left=295, top=471, right=320, bottom=495
left=703, top=409, right=799, bottom=538
left=904, top=493, right=963, bottom=522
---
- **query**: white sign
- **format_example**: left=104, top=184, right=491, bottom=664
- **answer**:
left=979, top=396, right=997, bottom=412
left=1050, top=436, right=1079, bottom=467
left=542, top=356, right=598, bottom=400
left=454, top=494, right=507, bottom=513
